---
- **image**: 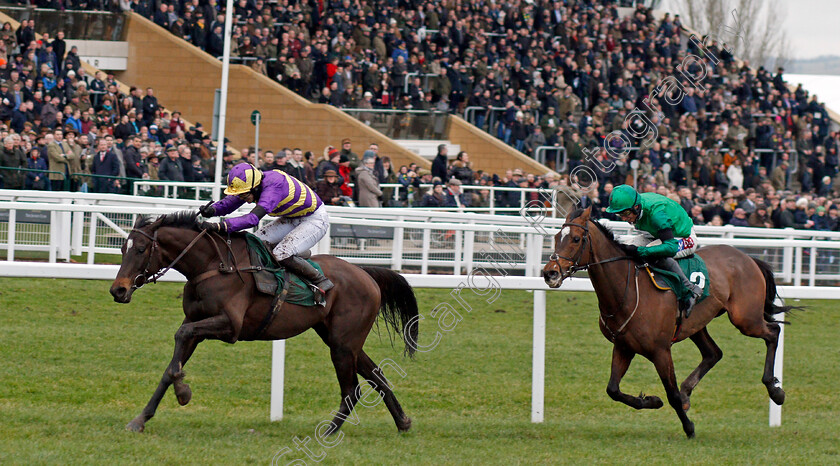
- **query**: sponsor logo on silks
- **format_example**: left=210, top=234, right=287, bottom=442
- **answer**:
left=679, top=236, right=696, bottom=250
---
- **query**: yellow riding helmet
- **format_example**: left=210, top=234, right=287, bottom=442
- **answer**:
left=224, top=163, right=263, bottom=195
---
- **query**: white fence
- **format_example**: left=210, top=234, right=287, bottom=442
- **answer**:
left=4, top=192, right=840, bottom=286
left=132, top=180, right=577, bottom=216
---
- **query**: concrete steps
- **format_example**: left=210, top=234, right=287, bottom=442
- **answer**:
left=393, top=140, right=461, bottom=161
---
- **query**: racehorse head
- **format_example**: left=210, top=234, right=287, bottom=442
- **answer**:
left=543, top=206, right=593, bottom=288
left=110, top=215, right=165, bottom=303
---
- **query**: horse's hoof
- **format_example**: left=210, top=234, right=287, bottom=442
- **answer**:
left=684, top=422, right=696, bottom=439
left=175, top=383, right=192, bottom=406
left=397, top=416, right=412, bottom=433
left=126, top=418, right=145, bottom=433
left=644, top=396, right=664, bottom=409
left=769, top=386, right=786, bottom=405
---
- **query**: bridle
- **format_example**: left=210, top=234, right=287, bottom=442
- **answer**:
left=547, top=220, right=631, bottom=281
left=129, top=227, right=209, bottom=289
left=545, top=218, right=642, bottom=342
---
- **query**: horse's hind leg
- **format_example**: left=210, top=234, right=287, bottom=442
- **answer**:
left=126, top=314, right=233, bottom=433
left=651, top=349, right=695, bottom=438
left=323, top=344, right=362, bottom=435
left=606, top=345, right=664, bottom=410
left=680, top=327, right=723, bottom=412
left=356, top=350, right=412, bottom=432
left=728, top=307, right=786, bottom=405
left=761, top=321, right=785, bottom=405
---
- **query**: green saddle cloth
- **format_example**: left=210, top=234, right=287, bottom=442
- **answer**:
left=245, top=233, right=323, bottom=307
left=649, top=255, right=711, bottom=305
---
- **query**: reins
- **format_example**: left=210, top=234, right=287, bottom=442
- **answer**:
left=130, top=227, right=244, bottom=289
left=547, top=219, right=641, bottom=341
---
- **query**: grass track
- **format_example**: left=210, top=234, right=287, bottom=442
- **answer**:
left=0, top=278, right=838, bottom=464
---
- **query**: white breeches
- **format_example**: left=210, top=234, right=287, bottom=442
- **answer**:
left=254, top=205, right=329, bottom=261
left=617, top=228, right=698, bottom=259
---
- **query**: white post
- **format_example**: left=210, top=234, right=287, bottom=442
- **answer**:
left=71, top=202, right=84, bottom=256
left=794, top=247, right=802, bottom=286
left=782, top=228, right=794, bottom=283
left=212, top=0, right=236, bottom=201
left=453, top=229, right=462, bottom=274
left=809, top=246, right=816, bottom=287
left=392, top=216, right=404, bottom=271
left=7, top=209, right=16, bottom=262
left=421, top=228, right=431, bottom=275
left=49, top=211, right=57, bottom=263
left=59, top=198, right=72, bottom=261
left=87, top=213, right=98, bottom=264
left=531, top=289, right=546, bottom=423
left=270, top=339, right=286, bottom=421
left=463, top=224, right=475, bottom=274
left=769, top=297, right=785, bottom=427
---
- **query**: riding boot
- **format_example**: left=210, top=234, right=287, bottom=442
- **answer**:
left=653, top=257, right=702, bottom=318
left=279, top=255, right=334, bottom=305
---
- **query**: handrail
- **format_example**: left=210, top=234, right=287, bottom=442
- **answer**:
left=341, top=108, right=449, bottom=115
left=0, top=166, right=67, bottom=190
left=533, top=146, right=567, bottom=172
left=0, top=166, right=66, bottom=178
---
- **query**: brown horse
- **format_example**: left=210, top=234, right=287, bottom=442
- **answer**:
left=542, top=207, right=790, bottom=438
left=110, top=211, right=418, bottom=434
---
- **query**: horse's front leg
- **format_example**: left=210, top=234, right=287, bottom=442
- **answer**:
left=652, top=349, right=695, bottom=438
left=606, top=345, right=664, bottom=410
left=126, top=314, right=234, bottom=433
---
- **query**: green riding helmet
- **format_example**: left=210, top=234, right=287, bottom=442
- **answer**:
left=606, top=185, right=641, bottom=213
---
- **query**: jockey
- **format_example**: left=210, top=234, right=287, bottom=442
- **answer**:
left=605, top=184, right=703, bottom=317
left=199, top=163, right=334, bottom=300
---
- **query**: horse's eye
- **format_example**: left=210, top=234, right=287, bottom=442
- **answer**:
left=573, top=236, right=581, bottom=243
left=137, top=246, right=146, bottom=253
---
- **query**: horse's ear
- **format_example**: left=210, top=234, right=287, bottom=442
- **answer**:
left=582, top=206, right=592, bottom=220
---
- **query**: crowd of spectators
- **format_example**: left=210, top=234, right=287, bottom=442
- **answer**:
left=0, top=16, right=241, bottom=193
left=1, top=1, right=840, bottom=232
left=125, top=0, right=836, bottom=185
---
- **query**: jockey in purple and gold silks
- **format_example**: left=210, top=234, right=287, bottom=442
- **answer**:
left=212, top=169, right=323, bottom=230
left=198, top=163, right=333, bottom=302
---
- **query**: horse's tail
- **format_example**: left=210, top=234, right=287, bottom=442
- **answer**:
left=752, top=257, right=797, bottom=323
left=360, top=266, right=419, bottom=358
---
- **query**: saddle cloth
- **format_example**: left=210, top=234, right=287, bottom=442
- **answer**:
left=644, top=255, right=711, bottom=305
left=245, top=233, right=323, bottom=307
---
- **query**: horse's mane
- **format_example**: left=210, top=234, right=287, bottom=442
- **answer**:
left=134, top=210, right=248, bottom=239
left=135, top=210, right=202, bottom=230
left=567, top=208, right=631, bottom=254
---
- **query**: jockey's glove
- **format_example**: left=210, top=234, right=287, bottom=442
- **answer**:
left=200, top=221, right=227, bottom=234
left=199, top=201, right=216, bottom=218
left=625, top=244, right=639, bottom=256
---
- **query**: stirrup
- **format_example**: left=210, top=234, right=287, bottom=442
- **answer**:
left=309, top=284, right=326, bottom=307
left=682, top=295, right=698, bottom=319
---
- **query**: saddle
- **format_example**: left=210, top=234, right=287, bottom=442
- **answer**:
left=244, top=233, right=322, bottom=307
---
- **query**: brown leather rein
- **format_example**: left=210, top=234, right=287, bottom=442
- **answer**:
left=129, top=228, right=244, bottom=289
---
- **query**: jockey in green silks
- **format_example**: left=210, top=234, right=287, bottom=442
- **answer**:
left=606, top=184, right=703, bottom=317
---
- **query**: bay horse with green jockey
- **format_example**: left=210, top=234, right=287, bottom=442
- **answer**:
left=543, top=207, right=791, bottom=438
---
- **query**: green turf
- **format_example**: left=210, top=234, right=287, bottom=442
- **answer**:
left=0, top=278, right=838, bottom=465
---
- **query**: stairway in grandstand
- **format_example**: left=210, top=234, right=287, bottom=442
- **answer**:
left=394, top=140, right=461, bottom=161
